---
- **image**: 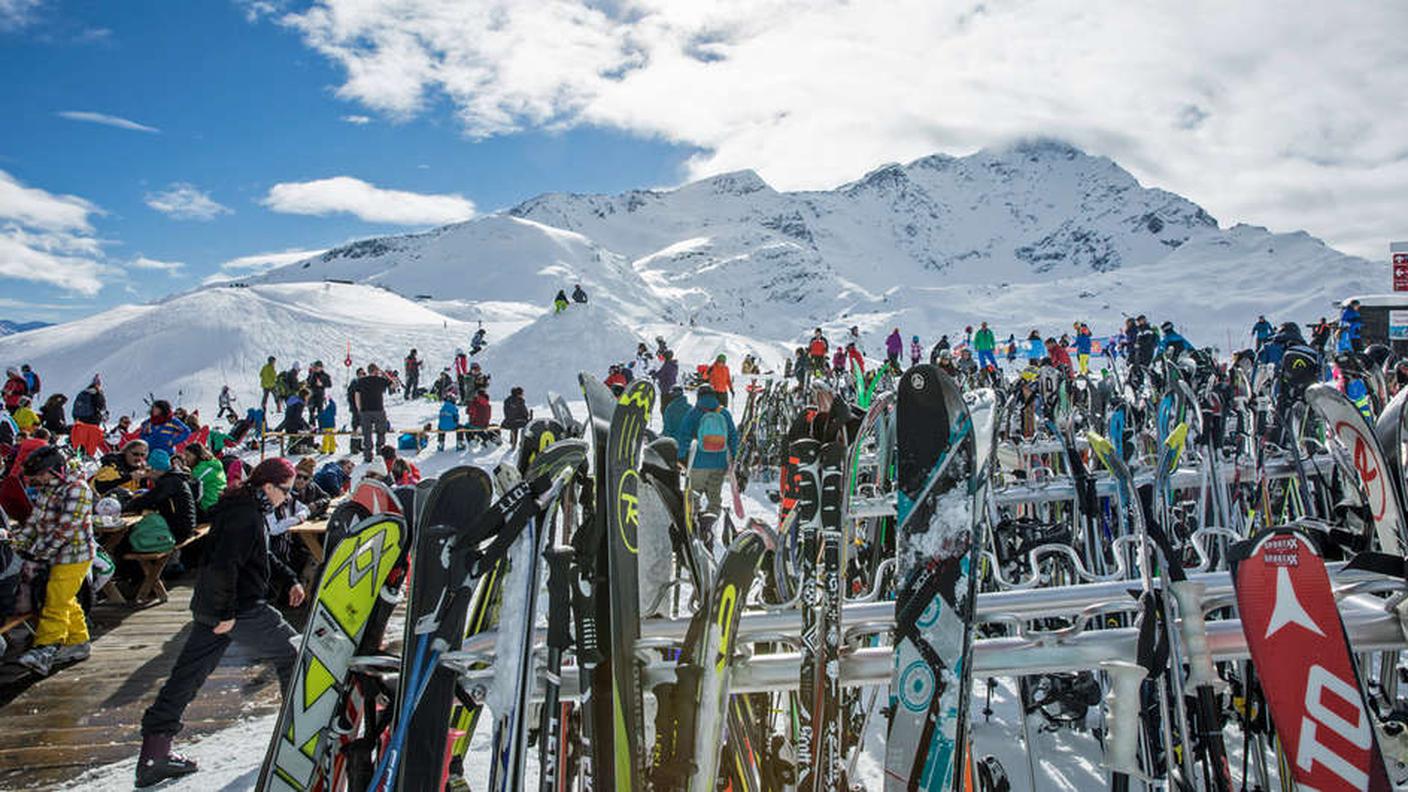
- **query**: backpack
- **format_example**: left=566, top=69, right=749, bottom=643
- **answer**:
left=129, top=513, right=176, bottom=554
left=809, top=337, right=827, bottom=357
left=696, top=411, right=729, bottom=454
left=73, top=388, right=96, bottom=423
left=1279, top=345, right=1320, bottom=393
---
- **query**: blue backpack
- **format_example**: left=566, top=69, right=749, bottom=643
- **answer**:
left=696, top=411, right=729, bottom=454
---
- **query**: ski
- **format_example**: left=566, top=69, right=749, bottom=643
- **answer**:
left=791, top=437, right=823, bottom=792
left=1230, top=527, right=1392, bottom=791
left=1306, top=383, right=1407, bottom=553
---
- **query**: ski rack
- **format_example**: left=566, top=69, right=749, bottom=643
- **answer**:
left=444, top=560, right=1406, bottom=695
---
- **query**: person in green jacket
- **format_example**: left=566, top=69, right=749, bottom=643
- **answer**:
left=259, top=356, right=278, bottom=414
left=973, top=321, right=998, bottom=370
left=182, top=442, right=227, bottom=522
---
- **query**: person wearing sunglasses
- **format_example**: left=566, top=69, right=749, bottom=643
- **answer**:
left=92, top=439, right=152, bottom=500
left=136, top=457, right=306, bottom=788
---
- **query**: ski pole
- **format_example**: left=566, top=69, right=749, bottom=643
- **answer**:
left=538, top=545, right=574, bottom=792
left=1101, top=659, right=1148, bottom=792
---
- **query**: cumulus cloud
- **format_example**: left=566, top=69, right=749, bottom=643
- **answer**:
left=56, top=110, right=160, bottom=133
left=130, top=255, right=185, bottom=274
left=145, top=183, right=231, bottom=221
left=261, top=176, right=475, bottom=225
left=262, top=0, right=1408, bottom=259
left=203, top=247, right=329, bottom=284
left=0, top=170, right=108, bottom=294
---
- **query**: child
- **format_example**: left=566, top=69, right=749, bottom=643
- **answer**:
left=437, top=395, right=463, bottom=451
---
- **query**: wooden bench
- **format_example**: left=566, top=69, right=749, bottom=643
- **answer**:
left=124, top=525, right=210, bottom=605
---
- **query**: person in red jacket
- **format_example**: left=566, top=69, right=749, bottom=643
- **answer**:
left=376, top=445, right=420, bottom=485
left=1046, top=337, right=1074, bottom=376
left=3, top=367, right=28, bottom=412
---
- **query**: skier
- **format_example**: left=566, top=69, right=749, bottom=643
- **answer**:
left=274, top=389, right=314, bottom=455
left=1310, top=316, right=1333, bottom=352
left=10, top=446, right=94, bottom=677
left=70, top=374, right=107, bottom=457
left=572, top=283, right=588, bottom=304
left=258, top=356, right=278, bottom=414
left=807, top=328, right=829, bottom=376
left=909, top=335, right=922, bottom=367
left=20, top=364, right=40, bottom=399
left=215, top=385, right=237, bottom=424
left=791, top=347, right=809, bottom=390
left=1046, top=337, right=1074, bottom=376
left=1005, top=333, right=1017, bottom=363
left=3, top=366, right=28, bottom=412
left=39, top=394, right=67, bottom=436
left=882, top=328, right=902, bottom=371
left=1157, top=321, right=1194, bottom=358
left=845, top=341, right=865, bottom=374
left=136, top=458, right=305, bottom=789
left=501, top=386, right=530, bottom=448
left=676, top=387, right=739, bottom=516
left=653, top=350, right=679, bottom=414
left=741, top=354, right=760, bottom=376
left=346, top=367, right=364, bottom=457
left=1339, top=299, right=1363, bottom=352
left=437, top=393, right=463, bottom=451
left=553, top=290, right=570, bottom=314
left=831, top=346, right=846, bottom=377
left=350, top=365, right=392, bottom=464
left=1073, top=322, right=1093, bottom=375
left=403, top=349, right=421, bottom=400
left=453, top=349, right=470, bottom=404
left=1251, top=315, right=1274, bottom=351
left=706, top=354, right=734, bottom=407
left=317, top=398, right=337, bottom=455
left=605, top=364, right=627, bottom=394
left=956, top=347, right=979, bottom=380
left=470, top=324, right=487, bottom=356
left=973, top=322, right=996, bottom=370
left=1026, top=330, right=1044, bottom=365
left=138, top=400, right=191, bottom=456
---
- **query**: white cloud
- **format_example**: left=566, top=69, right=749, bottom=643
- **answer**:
left=144, top=183, right=231, bottom=221
left=265, top=0, right=1408, bottom=259
left=0, top=170, right=109, bottom=295
left=130, top=255, right=185, bottom=274
left=0, top=0, right=41, bottom=30
left=56, top=110, right=160, bottom=134
left=341, top=114, right=372, bottom=125
left=261, top=176, right=475, bottom=224
left=204, top=247, right=329, bottom=284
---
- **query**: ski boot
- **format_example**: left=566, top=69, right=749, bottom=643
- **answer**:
left=135, top=734, right=198, bottom=788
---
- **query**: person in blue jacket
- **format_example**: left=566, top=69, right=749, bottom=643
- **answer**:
left=675, top=387, right=739, bottom=515
left=1252, top=315, right=1274, bottom=350
left=1158, top=321, right=1194, bottom=357
left=437, top=395, right=463, bottom=451
left=313, top=458, right=355, bottom=496
left=317, top=398, right=338, bottom=454
left=662, top=385, right=690, bottom=440
left=139, top=399, right=192, bottom=456
left=1025, top=331, right=1045, bottom=365
left=1339, top=299, right=1363, bottom=352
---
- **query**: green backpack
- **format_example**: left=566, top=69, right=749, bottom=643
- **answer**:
left=129, top=513, right=176, bottom=554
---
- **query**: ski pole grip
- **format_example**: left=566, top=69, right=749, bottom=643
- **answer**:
left=1169, top=580, right=1222, bottom=690
left=1100, top=660, right=1147, bottom=777
left=544, top=546, right=573, bottom=649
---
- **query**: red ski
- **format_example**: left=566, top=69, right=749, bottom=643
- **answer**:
left=1230, top=528, right=1391, bottom=792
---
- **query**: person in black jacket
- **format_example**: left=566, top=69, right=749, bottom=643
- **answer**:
left=275, top=389, right=314, bottom=454
left=122, top=450, right=198, bottom=542
left=40, top=393, right=68, bottom=436
left=305, top=361, right=332, bottom=418
left=136, top=457, right=305, bottom=788
left=501, top=386, right=530, bottom=448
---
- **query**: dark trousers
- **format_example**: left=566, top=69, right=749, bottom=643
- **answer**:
left=141, top=604, right=297, bottom=737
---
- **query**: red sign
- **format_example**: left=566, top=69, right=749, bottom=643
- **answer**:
left=1394, top=252, right=1408, bottom=291
left=1232, top=531, right=1391, bottom=791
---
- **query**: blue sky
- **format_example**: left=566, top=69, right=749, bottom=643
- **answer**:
left=0, top=1, right=694, bottom=321
left=3, top=1, right=1405, bottom=324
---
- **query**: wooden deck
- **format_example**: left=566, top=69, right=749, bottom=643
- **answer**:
left=0, top=581, right=288, bottom=789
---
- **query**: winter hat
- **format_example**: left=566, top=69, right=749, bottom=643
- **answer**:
left=148, top=449, right=172, bottom=472
left=22, top=445, right=65, bottom=477
left=91, top=373, right=102, bottom=387
left=296, top=456, right=317, bottom=476
left=4, top=367, right=16, bottom=377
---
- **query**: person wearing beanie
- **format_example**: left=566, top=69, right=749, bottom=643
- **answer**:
left=10, top=446, right=95, bottom=676
left=123, top=448, right=198, bottom=543
left=137, top=457, right=305, bottom=788
left=138, top=400, right=191, bottom=456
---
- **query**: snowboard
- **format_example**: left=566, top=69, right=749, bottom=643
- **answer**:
left=1307, top=383, right=1407, bottom=553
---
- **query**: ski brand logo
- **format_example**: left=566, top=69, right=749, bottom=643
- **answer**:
left=615, top=468, right=640, bottom=554
left=1232, top=530, right=1391, bottom=792
left=1335, top=419, right=1389, bottom=522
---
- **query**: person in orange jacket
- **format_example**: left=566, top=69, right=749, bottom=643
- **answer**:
left=706, top=354, right=734, bottom=407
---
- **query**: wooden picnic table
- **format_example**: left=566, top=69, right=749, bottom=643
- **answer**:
left=286, top=516, right=331, bottom=565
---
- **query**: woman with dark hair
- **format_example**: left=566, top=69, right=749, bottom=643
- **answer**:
left=39, top=393, right=68, bottom=436
left=135, top=457, right=306, bottom=788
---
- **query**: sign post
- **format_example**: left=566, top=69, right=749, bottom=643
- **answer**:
left=1394, top=241, right=1408, bottom=291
